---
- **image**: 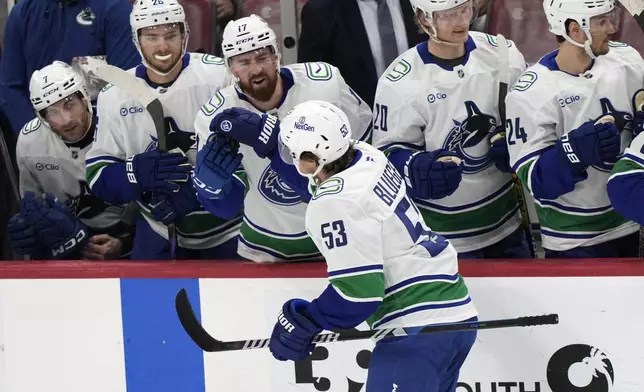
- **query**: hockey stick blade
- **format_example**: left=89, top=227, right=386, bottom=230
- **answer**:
left=175, top=289, right=559, bottom=353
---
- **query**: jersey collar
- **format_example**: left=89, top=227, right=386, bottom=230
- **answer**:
left=234, top=67, right=295, bottom=112
left=135, top=53, right=191, bottom=89
left=538, top=49, right=595, bottom=77
left=416, top=35, right=477, bottom=70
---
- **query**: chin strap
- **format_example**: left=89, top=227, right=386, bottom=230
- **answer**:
left=563, top=31, right=596, bottom=60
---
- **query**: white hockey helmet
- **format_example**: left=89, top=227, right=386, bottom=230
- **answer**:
left=221, top=15, right=280, bottom=72
left=130, top=0, right=189, bottom=75
left=29, top=61, right=92, bottom=122
left=409, top=0, right=477, bottom=43
left=543, top=0, right=616, bottom=57
left=279, top=101, right=352, bottom=179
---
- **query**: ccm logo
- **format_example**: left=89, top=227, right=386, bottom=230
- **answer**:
left=120, top=107, right=144, bottom=116
left=236, top=37, right=253, bottom=45
left=427, top=93, right=447, bottom=103
left=35, top=163, right=59, bottom=171
left=558, top=95, right=580, bottom=107
left=52, top=229, right=87, bottom=257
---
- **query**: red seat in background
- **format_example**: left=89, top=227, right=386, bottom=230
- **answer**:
left=614, top=4, right=644, bottom=55
left=485, top=0, right=558, bottom=64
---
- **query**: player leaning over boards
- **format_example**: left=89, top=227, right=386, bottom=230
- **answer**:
left=506, top=0, right=644, bottom=258
left=7, top=62, right=135, bottom=260
left=193, top=15, right=373, bottom=262
left=267, top=101, right=478, bottom=391
left=371, top=0, right=531, bottom=259
left=85, top=0, right=241, bottom=260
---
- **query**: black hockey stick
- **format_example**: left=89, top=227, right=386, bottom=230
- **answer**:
left=93, top=65, right=178, bottom=259
left=495, top=34, right=537, bottom=258
left=175, top=289, right=559, bottom=353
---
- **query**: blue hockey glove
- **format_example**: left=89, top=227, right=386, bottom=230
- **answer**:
left=126, top=150, right=192, bottom=194
left=210, top=107, right=280, bottom=159
left=633, top=89, right=644, bottom=138
left=404, top=150, right=464, bottom=200
left=21, top=192, right=89, bottom=259
left=148, top=179, right=202, bottom=225
left=556, top=115, right=620, bottom=173
left=193, top=134, right=243, bottom=199
left=269, top=299, right=322, bottom=362
left=488, top=126, right=511, bottom=173
left=7, top=214, right=39, bottom=255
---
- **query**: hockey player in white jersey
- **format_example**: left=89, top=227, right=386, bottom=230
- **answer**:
left=85, top=0, right=241, bottom=260
left=7, top=62, right=133, bottom=260
left=506, top=0, right=644, bottom=258
left=607, top=90, right=644, bottom=224
left=192, top=15, right=372, bottom=262
left=267, top=101, right=477, bottom=391
left=371, top=0, right=531, bottom=258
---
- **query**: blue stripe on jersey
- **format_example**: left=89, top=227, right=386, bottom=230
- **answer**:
left=120, top=278, right=205, bottom=392
left=372, top=297, right=473, bottom=329
left=359, top=121, right=373, bottom=142
left=243, top=216, right=309, bottom=238
left=415, top=180, right=513, bottom=212
left=308, top=283, right=382, bottom=331
left=385, top=273, right=460, bottom=295
left=623, top=152, right=644, bottom=166
left=86, top=155, right=125, bottom=165
left=537, top=200, right=613, bottom=214
left=238, top=236, right=321, bottom=260
left=511, top=147, right=546, bottom=173
left=328, top=264, right=383, bottom=278
left=441, top=206, right=519, bottom=239
left=540, top=228, right=606, bottom=239
left=377, top=141, right=425, bottom=153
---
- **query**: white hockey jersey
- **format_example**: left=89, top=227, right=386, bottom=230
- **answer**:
left=17, top=118, right=131, bottom=234
left=372, top=32, right=527, bottom=253
left=194, top=62, right=373, bottom=262
left=86, top=53, right=240, bottom=249
left=307, top=142, right=477, bottom=328
left=507, top=43, right=644, bottom=251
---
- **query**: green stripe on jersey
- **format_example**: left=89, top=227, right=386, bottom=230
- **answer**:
left=139, top=205, right=241, bottom=239
left=418, top=185, right=518, bottom=233
left=516, top=159, right=536, bottom=192
left=367, top=276, right=470, bottom=327
left=86, top=161, right=108, bottom=185
left=239, top=221, right=320, bottom=258
left=611, top=156, right=644, bottom=175
left=330, top=272, right=384, bottom=300
left=535, top=204, right=628, bottom=233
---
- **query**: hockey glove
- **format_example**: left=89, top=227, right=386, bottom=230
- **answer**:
left=148, top=179, right=202, bottom=225
left=126, top=150, right=192, bottom=194
left=193, top=134, right=243, bottom=199
left=21, top=192, right=89, bottom=260
left=633, top=89, right=644, bottom=138
left=269, top=299, right=322, bottom=362
left=404, top=150, right=464, bottom=200
left=210, top=107, right=280, bottom=159
left=556, top=115, right=620, bottom=173
left=488, top=126, right=512, bottom=173
left=7, top=214, right=39, bottom=256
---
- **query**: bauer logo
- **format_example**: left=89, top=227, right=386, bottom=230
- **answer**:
left=547, top=344, right=614, bottom=392
left=120, top=107, right=144, bottom=116
left=559, top=95, right=581, bottom=108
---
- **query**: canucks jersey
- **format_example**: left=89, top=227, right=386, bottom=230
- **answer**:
left=372, top=32, right=527, bottom=253
left=194, top=62, right=373, bottom=262
left=507, top=43, right=644, bottom=251
left=307, top=142, right=477, bottom=329
left=86, top=53, right=240, bottom=249
left=608, top=131, right=644, bottom=225
left=17, top=118, right=132, bottom=235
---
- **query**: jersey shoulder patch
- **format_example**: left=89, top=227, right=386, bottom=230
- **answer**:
left=304, top=62, right=334, bottom=81
left=510, top=70, right=538, bottom=92
left=101, top=83, right=114, bottom=93
left=21, top=118, right=42, bottom=135
left=199, top=89, right=228, bottom=117
left=384, top=58, right=413, bottom=82
left=608, top=41, right=629, bottom=48
left=312, top=177, right=345, bottom=200
left=199, top=53, right=226, bottom=66
left=483, top=33, right=514, bottom=48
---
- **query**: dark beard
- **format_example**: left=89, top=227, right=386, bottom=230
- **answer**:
left=242, top=73, right=278, bottom=102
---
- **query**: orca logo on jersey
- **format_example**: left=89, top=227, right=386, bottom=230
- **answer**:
left=547, top=344, right=614, bottom=392
left=442, top=101, right=496, bottom=174
left=258, top=166, right=302, bottom=206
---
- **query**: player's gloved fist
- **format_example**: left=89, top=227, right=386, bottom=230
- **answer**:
left=7, top=214, right=39, bottom=255
left=556, top=116, right=620, bottom=172
left=633, top=89, right=644, bottom=138
left=404, top=150, right=464, bottom=200
left=488, top=126, right=511, bottom=173
left=210, top=107, right=280, bottom=159
left=126, top=150, right=191, bottom=194
left=194, top=134, right=243, bottom=199
left=148, top=179, right=201, bottom=225
left=269, top=299, right=322, bottom=362
left=21, top=192, right=89, bottom=259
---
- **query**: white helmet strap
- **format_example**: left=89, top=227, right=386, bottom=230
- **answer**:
left=421, top=13, right=462, bottom=47
left=562, top=29, right=596, bottom=60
